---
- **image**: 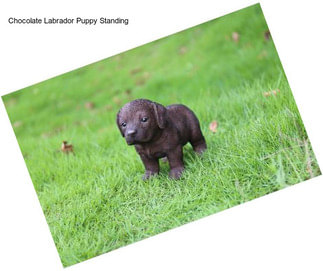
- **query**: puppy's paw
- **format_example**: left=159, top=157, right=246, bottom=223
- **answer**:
left=193, top=142, right=207, bottom=154
left=142, top=170, right=158, bottom=180
left=169, top=167, right=184, bottom=179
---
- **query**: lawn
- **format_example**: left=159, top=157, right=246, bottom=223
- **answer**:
left=2, top=4, right=321, bottom=267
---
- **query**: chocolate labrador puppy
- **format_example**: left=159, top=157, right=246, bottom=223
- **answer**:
left=116, top=99, right=206, bottom=179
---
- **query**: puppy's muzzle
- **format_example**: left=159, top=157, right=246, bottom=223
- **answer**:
left=125, top=129, right=137, bottom=145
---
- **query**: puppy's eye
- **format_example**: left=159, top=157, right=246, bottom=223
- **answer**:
left=121, top=122, right=127, bottom=127
left=141, top=117, right=148, bottom=123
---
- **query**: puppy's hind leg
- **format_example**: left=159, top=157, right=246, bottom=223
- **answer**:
left=190, top=129, right=207, bottom=154
left=191, top=138, right=207, bottom=154
left=167, top=146, right=185, bottom=179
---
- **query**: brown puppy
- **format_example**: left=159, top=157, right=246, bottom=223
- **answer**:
left=116, top=99, right=207, bottom=179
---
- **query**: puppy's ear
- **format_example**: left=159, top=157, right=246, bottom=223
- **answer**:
left=152, top=102, right=167, bottom=129
left=116, top=110, right=125, bottom=137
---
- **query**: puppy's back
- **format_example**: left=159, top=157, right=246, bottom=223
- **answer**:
left=166, top=104, right=197, bottom=121
left=166, top=104, right=202, bottom=144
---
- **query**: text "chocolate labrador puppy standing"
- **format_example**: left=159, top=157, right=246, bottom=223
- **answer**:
left=116, top=99, right=207, bottom=179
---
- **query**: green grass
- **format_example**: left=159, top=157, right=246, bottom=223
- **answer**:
left=2, top=4, right=321, bottom=267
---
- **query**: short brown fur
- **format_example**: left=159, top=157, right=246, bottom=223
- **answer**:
left=116, top=99, right=207, bottom=179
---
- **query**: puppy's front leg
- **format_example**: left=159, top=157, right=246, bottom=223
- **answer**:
left=139, top=154, right=160, bottom=180
left=167, top=146, right=184, bottom=179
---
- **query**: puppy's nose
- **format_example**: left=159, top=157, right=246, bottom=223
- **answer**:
left=126, top=129, right=137, bottom=136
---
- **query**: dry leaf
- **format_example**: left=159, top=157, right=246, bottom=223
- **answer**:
left=6, top=98, right=17, bottom=107
left=61, top=141, right=73, bottom=154
left=134, top=72, right=150, bottom=86
left=97, top=64, right=105, bottom=71
left=13, top=121, right=22, bottom=128
left=232, top=32, right=240, bottom=43
left=142, top=71, right=150, bottom=79
left=263, top=89, right=281, bottom=97
left=80, top=120, right=88, bottom=127
left=130, top=67, right=142, bottom=75
left=73, top=121, right=81, bottom=126
left=264, top=30, right=271, bottom=41
left=113, top=97, right=122, bottom=105
left=114, top=55, right=122, bottom=62
left=209, top=121, right=218, bottom=133
left=85, top=102, right=95, bottom=110
left=179, top=46, right=188, bottom=55
left=243, top=42, right=252, bottom=49
left=135, top=78, right=146, bottom=86
left=257, top=50, right=268, bottom=59
left=105, top=104, right=113, bottom=111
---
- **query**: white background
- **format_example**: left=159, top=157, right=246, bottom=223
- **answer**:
left=0, top=0, right=322, bottom=270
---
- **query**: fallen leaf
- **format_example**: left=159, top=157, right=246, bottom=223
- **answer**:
left=61, top=141, right=73, bottom=154
left=232, top=32, right=240, bottom=43
left=105, top=104, right=113, bottom=111
left=130, top=67, right=142, bottom=75
left=257, top=50, right=268, bottom=59
left=143, top=71, right=150, bottom=79
left=97, top=64, right=105, bottom=71
left=264, top=30, right=271, bottom=41
left=6, top=98, right=17, bottom=107
left=209, top=121, right=218, bottom=133
left=179, top=46, right=188, bottom=55
left=243, top=42, right=252, bottom=49
left=85, top=102, right=95, bottom=110
left=263, top=89, right=281, bottom=97
left=13, top=121, right=22, bottom=128
left=134, top=72, right=150, bottom=86
left=73, top=121, right=81, bottom=126
left=135, top=78, right=146, bottom=86
left=113, top=96, right=122, bottom=105
left=81, top=120, right=88, bottom=127
left=114, top=55, right=122, bottom=62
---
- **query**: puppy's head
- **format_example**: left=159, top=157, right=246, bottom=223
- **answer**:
left=116, top=99, right=167, bottom=145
